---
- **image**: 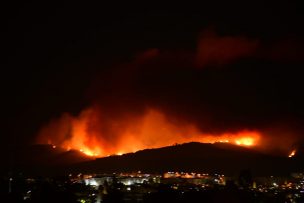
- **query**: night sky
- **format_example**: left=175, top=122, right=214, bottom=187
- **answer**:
left=1, top=2, right=304, bottom=155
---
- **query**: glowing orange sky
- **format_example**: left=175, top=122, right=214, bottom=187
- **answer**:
left=37, top=107, right=261, bottom=157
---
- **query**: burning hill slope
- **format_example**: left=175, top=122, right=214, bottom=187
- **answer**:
left=72, top=142, right=304, bottom=176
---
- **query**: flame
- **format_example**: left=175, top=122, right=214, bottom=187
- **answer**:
left=235, top=137, right=255, bottom=146
left=288, top=149, right=296, bottom=158
left=37, top=107, right=261, bottom=157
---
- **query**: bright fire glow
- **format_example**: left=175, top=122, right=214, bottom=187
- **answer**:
left=38, top=107, right=261, bottom=157
left=235, top=137, right=255, bottom=146
left=288, top=149, right=296, bottom=158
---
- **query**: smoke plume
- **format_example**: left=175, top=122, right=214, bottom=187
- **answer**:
left=37, top=29, right=304, bottom=156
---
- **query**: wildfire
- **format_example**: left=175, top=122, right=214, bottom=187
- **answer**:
left=80, top=149, right=99, bottom=157
left=235, top=137, right=255, bottom=146
left=38, top=107, right=261, bottom=157
left=288, top=149, right=296, bottom=158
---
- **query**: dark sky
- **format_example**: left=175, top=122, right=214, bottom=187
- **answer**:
left=1, top=2, right=304, bottom=154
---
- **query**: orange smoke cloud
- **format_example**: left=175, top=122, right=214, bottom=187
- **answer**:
left=37, top=106, right=261, bottom=157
